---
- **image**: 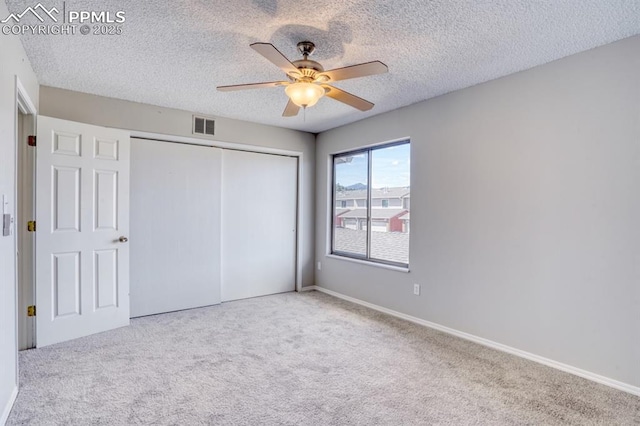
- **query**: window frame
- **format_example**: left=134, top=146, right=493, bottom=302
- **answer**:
left=330, top=139, right=410, bottom=268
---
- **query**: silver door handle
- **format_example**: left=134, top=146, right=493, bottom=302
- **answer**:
left=119, top=236, right=128, bottom=243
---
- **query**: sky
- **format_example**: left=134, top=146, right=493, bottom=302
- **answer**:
left=335, top=143, right=410, bottom=188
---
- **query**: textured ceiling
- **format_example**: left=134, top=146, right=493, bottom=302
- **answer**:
left=5, top=0, right=640, bottom=133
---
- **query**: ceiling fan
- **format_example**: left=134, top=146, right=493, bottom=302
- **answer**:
left=217, top=41, right=388, bottom=117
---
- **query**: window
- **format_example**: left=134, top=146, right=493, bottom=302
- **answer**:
left=331, top=140, right=410, bottom=267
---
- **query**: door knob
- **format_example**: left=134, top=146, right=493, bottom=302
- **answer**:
left=119, top=236, right=128, bottom=243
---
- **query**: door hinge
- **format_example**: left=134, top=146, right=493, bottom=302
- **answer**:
left=27, top=135, right=36, bottom=146
left=27, top=305, right=36, bottom=317
left=27, top=220, right=36, bottom=232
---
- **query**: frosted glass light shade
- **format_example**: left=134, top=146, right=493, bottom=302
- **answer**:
left=285, top=82, right=325, bottom=108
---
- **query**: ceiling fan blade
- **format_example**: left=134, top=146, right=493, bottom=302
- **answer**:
left=322, top=85, right=374, bottom=111
left=250, top=43, right=301, bottom=78
left=217, top=81, right=289, bottom=92
left=282, top=99, right=300, bottom=117
left=318, top=61, right=388, bottom=82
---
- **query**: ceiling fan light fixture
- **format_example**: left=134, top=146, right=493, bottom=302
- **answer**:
left=285, top=82, right=325, bottom=108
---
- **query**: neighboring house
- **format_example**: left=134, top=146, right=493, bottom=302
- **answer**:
left=399, top=212, right=410, bottom=233
left=336, top=187, right=409, bottom=208
left=334, top=208, right=350, bottom=228
left=335, top=187, right=410, bottom=232
left=337, top=208, right=407, bottom=232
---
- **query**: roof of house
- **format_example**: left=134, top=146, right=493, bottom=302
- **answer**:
left=334, top=228, right=409, bottom=265
left=400, top=212, right=410, bottom=220
left=339, top=208, right=407, bottom=219
left=335, top=187, right=410, bottom=200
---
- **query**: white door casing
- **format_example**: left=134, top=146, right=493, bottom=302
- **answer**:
left=221, top=150, right=297, bottom=302
left=36, top=116, right=130, bottom=347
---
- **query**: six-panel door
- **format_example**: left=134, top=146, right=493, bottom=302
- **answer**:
left=36, top=116, right=130, bottom=347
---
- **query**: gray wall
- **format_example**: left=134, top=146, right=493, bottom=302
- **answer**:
left=315, top=35, right=640, bottom=388
left=0, top=0, right=40, bottom=420
left=39, top=86, right=316, bottom=289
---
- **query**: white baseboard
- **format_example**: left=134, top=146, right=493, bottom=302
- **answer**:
left=0, top=386, right=18, bottom=426
left=298, top=286, right=316, bottom=292
left=310, top=286, right=640, bottom=397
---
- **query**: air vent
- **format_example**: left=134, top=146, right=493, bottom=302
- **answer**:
left=193, top=115, right=215, bottom=137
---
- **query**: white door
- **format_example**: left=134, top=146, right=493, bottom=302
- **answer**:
left=36, top=116, right=130, bottom=347
left=221, top=150, right=297, bottom=301
left=130, top=139, right=222, bottom=317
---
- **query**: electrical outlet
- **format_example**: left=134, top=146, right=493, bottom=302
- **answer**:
left=317, top=261, right=322, bottom=271
left=413, top=284, right=420, bottom=296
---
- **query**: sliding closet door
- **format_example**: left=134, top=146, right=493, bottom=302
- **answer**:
left=130, top=139, right=222, bottom=317
left=221, top=150, right=297, bottom=301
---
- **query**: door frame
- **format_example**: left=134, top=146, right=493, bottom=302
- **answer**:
left=14, top=77, right=37, bottom=356
left=130, top=131, right=304, bottom=292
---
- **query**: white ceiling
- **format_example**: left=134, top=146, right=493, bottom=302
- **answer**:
left=6, top=0, right=640, bottom=133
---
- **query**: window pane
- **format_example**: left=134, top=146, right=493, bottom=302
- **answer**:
left=333, top=151, right=369, bottom=257
left=370, top=143, right=410, bottom=265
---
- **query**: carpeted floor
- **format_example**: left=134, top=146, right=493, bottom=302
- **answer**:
left=7, top=291, right=640, bottom=425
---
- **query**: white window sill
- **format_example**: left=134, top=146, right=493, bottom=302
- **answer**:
left=326, top=254, right=410, bottom=273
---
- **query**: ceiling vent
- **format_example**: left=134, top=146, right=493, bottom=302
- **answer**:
left=193, top=115, right=215, bottom=137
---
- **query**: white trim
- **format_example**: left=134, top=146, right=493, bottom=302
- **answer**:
left=325, top=254, right=409, bottom=273
left=312, top=286, right=640, bottom=397
left=15, top=78, right=36, bottom=115
left=294, top=154, right=303, bottom=292
left=1, top=386, right=18, bottom=425
left=130, top=130, right=302, bottom=157
left=12, top=78, right=37, bottom=405
left=13, top=75, right=38, bottom=356
left=324, top=154, right=333, bottom=255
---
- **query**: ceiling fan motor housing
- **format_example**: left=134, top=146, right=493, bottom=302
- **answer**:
left=291, top=59, right=324, bottom=81
left=290, top=41, right=326, bottom=81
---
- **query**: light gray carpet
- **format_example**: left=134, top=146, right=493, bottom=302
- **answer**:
left=7, top=291, right=640, bottom=425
